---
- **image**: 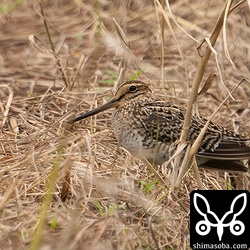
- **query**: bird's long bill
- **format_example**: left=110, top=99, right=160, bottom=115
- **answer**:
left=68, top=98, right=117, bottom=124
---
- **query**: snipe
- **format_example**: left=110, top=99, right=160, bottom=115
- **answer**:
left=69, top=80, right=250, bottom=172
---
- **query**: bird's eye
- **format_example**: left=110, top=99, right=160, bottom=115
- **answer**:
left=129, top=85, right=137, bottom=92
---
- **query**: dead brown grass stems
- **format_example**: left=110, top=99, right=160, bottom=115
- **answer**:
left=172, top=0, right=246, bottom=187
left=37, top=3, right=69, bottom=88
left=1, top=0, right=249, bottom=249
left=29, top=146, right=63, bottom=250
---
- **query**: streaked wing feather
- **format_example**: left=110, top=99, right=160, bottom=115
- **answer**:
left=140, top=101, right=250, bottom=172
left=197, top=140, right=250, bottom=160
left=198, top=159, right=248, bottom=172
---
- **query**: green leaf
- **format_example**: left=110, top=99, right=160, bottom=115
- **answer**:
left=50, top=215, right=57, bottom=229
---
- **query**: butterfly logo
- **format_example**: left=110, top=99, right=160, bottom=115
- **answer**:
left=193, top=193, right=247, bottom=241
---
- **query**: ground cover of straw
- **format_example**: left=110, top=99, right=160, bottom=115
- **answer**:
left=0, top=1, right=249, bottom=249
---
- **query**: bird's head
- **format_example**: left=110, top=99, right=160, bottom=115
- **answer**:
left=69, top=80, right=151, bottom=123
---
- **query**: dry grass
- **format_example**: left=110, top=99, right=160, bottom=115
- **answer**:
left=0, top=0, right=250, bottom=249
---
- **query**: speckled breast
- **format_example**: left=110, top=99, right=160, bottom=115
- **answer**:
left=111, top=106, right=170, bottom=165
